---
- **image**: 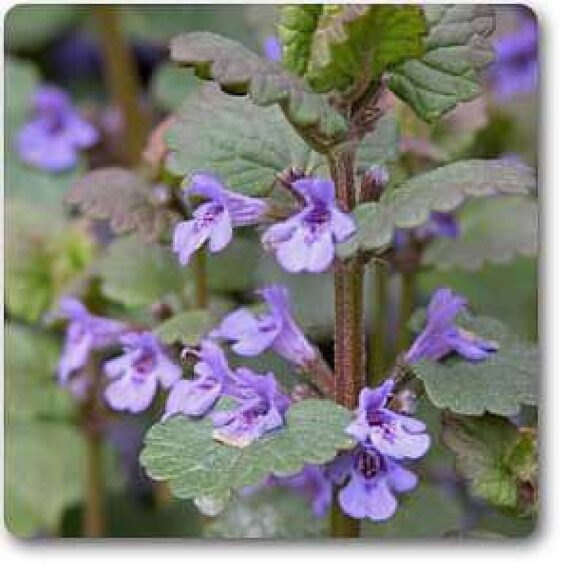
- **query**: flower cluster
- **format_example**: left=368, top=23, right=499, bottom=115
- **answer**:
left=172, top=174, right=356, bottom=274
left=332, top=378, right=429, bottom=521
left=17, top=85, right=99, bottom=172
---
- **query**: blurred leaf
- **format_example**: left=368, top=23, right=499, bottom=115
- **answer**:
left=170, top=31, right=347, bottom=143
left=356, top=113, right=400, bottom=171
left=362, top=482, right=464, bottom=538
left=424, top=196, right=538, bottom=271
left=5, top=200, right=95, bottom=323
left=154, top=310, right=212, bottom=345
left=5, top=5, right=83, bottom=51
left=419, top=257, right=538, bottom=341
left=205, top=488, right=327, bottom=538
left=412, top=314, right=538, bottom=416
left=442, top=414, right=537, bottom=510
left=5, top=325, right=75, bottom=421
left=339, top=159, right=536, bottom=259
left=4, top=57, right=39, bottom=125
left=390, top=5, right=495, bottom=121
left=140, top=399, right=354, bottom=503
left=472, top=507, right=536, bottom=538
left=120, top=5, right=255, bottom=48
left=98, top=235, right=185, bottom=308
left=151, top=62, right=200, bottom=112
left=302, top=5, right=426, bottom=93
left=167, top=83, right=316, bottom=197
left=5, top=421, right=85, bottom=537
left=207, top=235, right=262, bottom=293
left=66, top=168, right=180, bottom=241
left=61, top=494, right=202, bottom=538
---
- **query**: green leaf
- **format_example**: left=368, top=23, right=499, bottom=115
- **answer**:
left=140, top=399, right=354, bottom=503
left=120, top=5, right=255, bottom=48
left=382, top=159, right=536, bottom=228
left=66, top=167, right=180, bottom=241
left=5, top=200, right=95, bottom=323
left=423, top=196, right=538, bottom=271
left=5, top=5, right=83, bottom=51
left=205, top=488, right=327, bottom=538
left=151, top=62, right=200, bottom=112
left=356, top=113, right=400, bottom=171
left=5, top=421, right=85, bottom=537
left=441, top=414, right=537, bottom=509
left=361, top=482, right=464, bottom=538
left=278, top=5, right=323, bottom=76
left=154, top=310, right=212, bottom=345
left=170, top=31, right=348, bottom=143
left=419, top=257, right=538, bottom=341
left=304, top=5, right=427, bottom=93
left=98, top=235, right=186, bottom=308
left=389, top=5, right=495, bottom=121
left=207, top=235, right=262, bottom=293
left=412, top=314, right=538, bottom=416
left=339, top=159, right=536, bottom=259
left=166, top=83, right=315, bottom=197
left=5, top=325, right=75, bottom=421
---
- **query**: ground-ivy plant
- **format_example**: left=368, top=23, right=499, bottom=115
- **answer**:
left=5, top=4, right=538, bottom=539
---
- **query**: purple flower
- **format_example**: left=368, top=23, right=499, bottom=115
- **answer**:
left=394, top=212, right=459, bottom=250
left=273, top=465, right=332, bottom=517
left=163, top=340, right=236, bottom=420
left=211, top=284, right=316, bottom=367
left=405, top=288, right=499, bottom=364
left=329, top=445, right=418, bottom=522
left=346, top=380, right=430, bottom=461
left=489, top=13, right=538, bottom=102
left=16, top=85, right=98, bottom=172
left=58, top=297, right=126, bottom=387
left=263, top=36, right=282, bottom=62
left=104, top=332, right=182, bottom=414
left=173, top=174, right=268, bottom=265
left=212, top=368, right=289, bottom=448
left=262, top=177, right=356, bottom=273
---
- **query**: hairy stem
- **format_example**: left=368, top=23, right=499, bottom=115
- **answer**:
left=368, top=262, right=390, bottom=384
left=94, top=5, right=149, bottom=165
left=328, top=145, right=363, bottom=538
left=396, top=271, right=417, bottom=353
left=193, top=247, right=209, bottom=309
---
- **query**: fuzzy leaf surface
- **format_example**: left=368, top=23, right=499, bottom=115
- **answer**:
left=170, top=31, right=348, bottom=142
left=140, top=399, right=354, bottom=502
left=423, top=195, right=538, bottom=271
left=389, top=4, right=495, bottom=121
left=304, top=4, right=426, bottom=93
left=166, top=84, right=316, bottom=197
left=66, top=168, right=179, bottom=241
left=98, top=235, right=185, bottom=308
left=338, top=159, right=536, bottom=259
